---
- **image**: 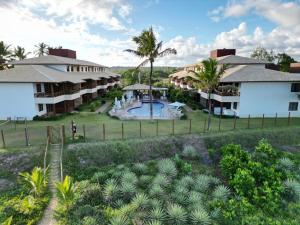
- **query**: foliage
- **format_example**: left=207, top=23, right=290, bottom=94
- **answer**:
left=168, top=87, right=201, bottom=110
left=1, top=217, right=12, bottom=225
left=34, top=42, right=49, bottom=56
left=276, top=53, right=296, bottom=72
left=190, top=207, right=211, bottom=225
left=12, top=46, right=30, bottom=60
left=182, top=145, right=199, bottom=159
left=55, top=175, right=75, bottom=210
left=0, top=41, right=12, bottom=70
left=251, top=47, right=276, bottom=62
left=105, top=88, right=123, bottom=99
left=166, top=203, right=187, bottom=225
left=19, top=167, right=48, bottom=198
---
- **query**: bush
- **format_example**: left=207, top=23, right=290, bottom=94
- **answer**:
left=182, top=145, right=199, bottom=160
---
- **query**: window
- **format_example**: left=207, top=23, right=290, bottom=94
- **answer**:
left=291, top=83, right=300, bottom=92
left=77, top=66, right=80, bottom=72
left=289, top=102, right=298, bottom=111
left=38, top=104, right=44, bottom=112
left=36, top=83, right=42, bottom=92
left=233, top=102, right=238, bottom=110
left=67, top=66, right=70, bottom=72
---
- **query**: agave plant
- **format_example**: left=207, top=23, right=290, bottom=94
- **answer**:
left=212, top=185, right=230, bottom=201
left=171, top=185, right=189, bottom=205
left=146, top=220, right=162, bottom=225
left=149, top=207, right=166, bottom=221
left=191, top=208, right=211, bottom=225
left=91, top=171, right=107, bottom=184
left=121, top=182, right=137, bottom=201
left=149, top=198, right=163, bottom=209
left=188, top=191, right=204, bottom=206
left=103, top=179, right=119, bottom=203
left=19, top=167, right=48, bottom=197
left=131, top=193, right=150, bottom=210
left=109, top=215, right=130, bottom=225
left=121, top=172, right=138, bottom=185
left=194, top=175, right=211, bottom=193
left=55, top=175, right=75, bottom=209
left=279, top=157, right=294, bottom=171
left=157, top=159, right=177, bottom=178
left=139, top=175, right=153, bottom=188
left=149, top=184, right=165, bottom=198
left=167, top=203, right=187, bottom=225
left=152, top=174, right=170, bottom=188
left=133, top=163, right=148, bottom=175
left=114, top=199, right=125, bottom=208
left=210, top=207, right=221, bottom=220
left=177, top=176, right=194, bottom=190
left=284, top=179, right=300, bottom=201
left=182, top=145, right=199, bottom=159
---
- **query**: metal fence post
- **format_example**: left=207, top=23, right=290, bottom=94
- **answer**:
left=121, top=123, right=124, bottom=140
left=233, top=115, right=237, bottom=130
left=1, top=130, right=5, bottom=149
left=24, top=128, right=29, bottom=146
left=275, top=113, right=277, bottom=126
left=61, top=125, right=66, bottom=144
left=288, top=112, right=291, bottom=126
left=218, top=115, right=221, bottom=132
left=102, top=123, right=105, bottom=141
left=83, top=124, right=86, bottom=142
left=262, top=114, right=265, bottom=129
left=189, top=119, right=192, bottom=134
left=140, top=121, right=142, bottom=138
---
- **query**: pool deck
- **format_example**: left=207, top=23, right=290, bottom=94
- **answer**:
left=108, top=100, right=183, bottom=120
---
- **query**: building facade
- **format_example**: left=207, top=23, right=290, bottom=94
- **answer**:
left=0, top=49, right=120, bottom=120
left=169, top=49, right=300, bottom=118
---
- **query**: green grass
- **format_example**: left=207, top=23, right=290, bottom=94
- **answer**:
left=0, top=110, right=300, bottom=148
left=78, top=99, right=102, bottom=112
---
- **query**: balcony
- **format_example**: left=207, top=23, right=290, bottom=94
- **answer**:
left=199, top=91, right=240, bottom=102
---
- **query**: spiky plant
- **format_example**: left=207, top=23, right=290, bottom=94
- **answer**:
left=19, top=166, right=48, bottom=198
left=133, top=163, right=148, bottom=175
left=131, top=193, right=150, bottom=210
left=208, top=175, right=221, bottom=186
left=212, top=185, right=230, bottom=201
left=114, top=199, right=125, bottom=208
left=1, top=216, right=12, bottom=225
left=284, top=179, right=300, bottom=201
left=157, top=159, right=177, bottom=178
left=167, top=203, right=187, bottom=225
left=171, top=185, right=189, bottom=205
left=149, top=184, right=165, bottom=198
left=103, top=179, right=119, bottom=203
left=91, top=171, right=107, bottom=184
left=121, top=182, right=137, bottom=201
left=210, top=207, right=221, bottom=220
left=188, top=191, right=204, bottom=205
left=149, top=199, right=163, bottom=209
left=139, top=175, right=153, bottom=188
left=56, top=176, right=75, bottom=209
left=152, top=174, right=170, bottom=188
left=177, top=176, right=194, bottom=190
left=109, top=215, right=130, bottom=225
left=191, top=208, right=211, bottom=225
left=194, top=175, right=211, bottom=193
left=146, top=220, right=162, bottom=225
left=149, top=207, right=166, bottom=221
left=121, top=172, right=138, bottom=185
left=182, top=145, right=199, bottom=159
left=279, top=157, right=294, bottom=171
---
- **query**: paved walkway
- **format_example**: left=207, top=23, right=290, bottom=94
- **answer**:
left=95, top=100, right=112, bottom=113
left=38, top=144, right=61, bottom=225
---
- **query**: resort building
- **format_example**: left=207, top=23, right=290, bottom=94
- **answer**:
left=0, top=49, right=120, bottom=120
left=169, top=49, right=300, bottom=118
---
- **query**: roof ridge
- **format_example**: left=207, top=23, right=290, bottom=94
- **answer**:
left=31, top=65, right=56, bottom=82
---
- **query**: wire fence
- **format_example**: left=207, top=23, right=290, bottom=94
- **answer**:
left=1, top=112, right=300, bottom=149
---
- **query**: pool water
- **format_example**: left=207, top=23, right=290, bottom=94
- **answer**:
left=128, top=102, right=164, bottom=117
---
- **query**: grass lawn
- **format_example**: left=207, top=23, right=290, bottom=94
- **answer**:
left=0, top=110, right=300, bottom=148
left=78, top=99, right=102, bottom=112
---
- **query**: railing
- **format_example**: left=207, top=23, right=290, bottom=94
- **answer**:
left=60, top=127, right=64, bottom=182
left=34, top=89, right=80, bottom=98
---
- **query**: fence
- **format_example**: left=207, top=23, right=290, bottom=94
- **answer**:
left=1, top=112, right=300, bottom=148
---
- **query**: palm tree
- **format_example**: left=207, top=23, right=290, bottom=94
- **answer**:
left=191, top=58, right=227, bottom=130
left=0, top=41, right=12, bottom=70
left=34, top=42, right=49, bottom=56
left=12, top=46, right=30, bottom=60
left=56, top=175, right=75, bottom=210
left=125, top=27, right=177, bottom=119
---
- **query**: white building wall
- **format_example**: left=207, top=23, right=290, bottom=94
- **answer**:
left=0, top=83, right=37, bottom=120
left=239, top=82, right=300, bottom=118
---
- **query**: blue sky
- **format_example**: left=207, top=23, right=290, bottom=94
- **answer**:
left=0, top=0, right=300, bottom=66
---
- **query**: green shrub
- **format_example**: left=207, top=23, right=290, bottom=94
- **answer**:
left=190, top=207, right=211, bottom=225
left=56, top=176, right=75, bottom=210
left=157, top=159, right=177, bottom=178
left=166, top=203, right=187, bottom=225
left=182, top=145, right=199, bottom=159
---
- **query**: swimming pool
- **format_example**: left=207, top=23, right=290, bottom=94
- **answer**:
left=127, top=102, right=164, bottom=117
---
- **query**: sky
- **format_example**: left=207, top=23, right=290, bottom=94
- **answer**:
left=1, top=0, right=300, bottom=67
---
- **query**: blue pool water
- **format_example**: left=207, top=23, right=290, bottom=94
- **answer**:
left=128, top=102, right=164, bottom=117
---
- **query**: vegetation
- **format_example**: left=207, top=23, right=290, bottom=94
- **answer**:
left=78, top=99, right=102, bottom=112
left=125, top=27, right=177, bottom=119
left=34, top=42, right=49, bottom=56
left=0, top=41, right=12, bottom=70
left=168, top=86, right=202, bottom=110
left=12, top=46, right=30, bottom=60
left=190, top=58, right=227, bottom=130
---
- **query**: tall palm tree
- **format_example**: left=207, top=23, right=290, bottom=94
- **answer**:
left=34, top=42, right=49, bottom=56
left=125, top=27, right=177, bottom=119
left=0, top=41, right=12, bottom=70
left=191, top=58, right=227, bottom=130
left=13, top=46, right=30, bottom=60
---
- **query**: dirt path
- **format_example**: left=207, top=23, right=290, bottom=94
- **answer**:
left=95, top=100, right=112, bottom=113
left=38, top=144, right=61, bottom=225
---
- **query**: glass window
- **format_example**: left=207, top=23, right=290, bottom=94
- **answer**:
left=289, top=102, right=298, bottom=111
left=36, top=83, right=42, bottom=92
left=38, top=104, right=44, bottom=112
left=233, top=102, right=238, bottom=110
left=291, top=83, right=300, bottom=92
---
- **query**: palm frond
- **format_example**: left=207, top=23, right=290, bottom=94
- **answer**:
left=136, top=58, right=150, bottom=69
left=157, top=48, right=177, bottom=58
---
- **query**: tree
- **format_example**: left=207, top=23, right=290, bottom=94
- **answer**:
left=251, top=47, right=275, bottom=63
left=125, top=27, right=177, bottom=119
left=276, top=53, right=296, bottom=72
left=191, top=58, right=227, bottom=130
left=34, top=42, right=49, bottom=56
left=0, top=41, right=12, bottom=70
left=121, top=68, right=143, bottom=86
left=12, top=46, right=30, bottom=60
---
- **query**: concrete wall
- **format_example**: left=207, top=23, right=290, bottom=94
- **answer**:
left=239, top=82, right=300, bottom=117
left=0, top=83, right=37, bottom=120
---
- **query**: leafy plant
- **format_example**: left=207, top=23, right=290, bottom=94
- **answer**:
left=1, top=217, right=12, bottom=225
left=131, top=193, right=149, bottom=210
left=182, top=145, right=199, bottom=159
left=166, top=203, right=187, bottom=225
left=109, top=215, right=130, bottom=225
left=279, top=157, right=294, bottom=171
left=103, top=179, right=119, bottom=203
left=149, top=207, right=166, bottom=221
left=212, top=185, right=230, bottom=201
left=157, top=159, right=177, bottom=178
left=284, top=179, right=300, bottom=202
left=19, top=167, right=48, bottom=198
left=194, top=175, right=211, bottom=193
left=191, top=207, right=211, bottom=225
left=55, top=175, right=75, bottom=209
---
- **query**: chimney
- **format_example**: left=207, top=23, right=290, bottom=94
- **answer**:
left=210, top=49, right=236, bottom=58
left=48, top=49, right=77, bottom=59
left=290, top=63, right=300, bottom=73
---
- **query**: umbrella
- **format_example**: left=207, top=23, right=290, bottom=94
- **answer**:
left=168, top=101, right=186, bottom=108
